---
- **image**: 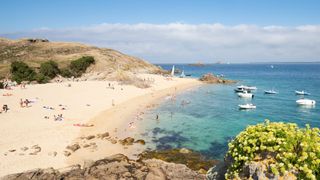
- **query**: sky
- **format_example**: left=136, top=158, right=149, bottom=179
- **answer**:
left=1, top=0, right=320, bottom=63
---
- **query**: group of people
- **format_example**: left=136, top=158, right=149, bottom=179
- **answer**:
left=20, top=99, right=31, bottom=107
left=54, top=114, right=64, bottom=121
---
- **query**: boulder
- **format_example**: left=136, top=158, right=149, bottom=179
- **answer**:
left=199, top=73, right=235, bottom=84
left=66, top=144, right=80, bottom=152
left=134, top=139, right=146, bottom=145
left=119, top=137, right=135, bottom=146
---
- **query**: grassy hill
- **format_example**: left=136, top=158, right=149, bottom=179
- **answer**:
left=0, top=38, right=162, bottom=78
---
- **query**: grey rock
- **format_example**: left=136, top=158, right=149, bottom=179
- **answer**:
left=3, top=154, right=205, bottom=180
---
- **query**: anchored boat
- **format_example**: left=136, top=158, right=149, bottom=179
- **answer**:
left=295, top=90, right=310, bottom=95
left=296, top=99, right=316, bottom=106
left=239, top=104, right=256, bottom=109
left=237, top=91, right=254, bottom=98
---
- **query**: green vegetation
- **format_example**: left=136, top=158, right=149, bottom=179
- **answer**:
left=39, top=60, right=60, bottom=78
left=0, top=82, right=3, bottom=89
left=8, top=56, right=94, bottom=83
left=10, top=61, right=37, bottom=83
left=69, top=56, right=95, bottom=77
left=226, top=120, right=320, bottom=179
left=35, top=73, right=50, bottom=84
left=60, top=68, right=72, bottom=78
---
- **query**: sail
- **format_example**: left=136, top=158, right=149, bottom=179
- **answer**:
left=171, top=65, right=175, bottom=76
left=180, top=70, right=185, bottom=78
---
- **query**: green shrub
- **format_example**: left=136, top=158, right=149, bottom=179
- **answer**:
left=10, top=61, right=37, bottom=83
left=69, top=56, right=95, bottom=77
left=0, top=82, right=4, bottom=89
left=36, top=73, right=50, bottom=84
left=39, top=60, right=60, bottom=78
left=60, top=68, right=72, bottom=78
left=225, top=120, right=320, bottom=179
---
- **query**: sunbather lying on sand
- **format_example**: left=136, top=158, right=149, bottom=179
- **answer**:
left=73, top=123, right=94, bottom=127
left=2, top=93, right=13, bottom=96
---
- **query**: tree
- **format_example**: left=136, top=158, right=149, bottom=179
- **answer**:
left=10, top=61, right=36, bottom=83
left=69, top=56, right=95, bottom=77
left=39, top=60, right=60, bottom=78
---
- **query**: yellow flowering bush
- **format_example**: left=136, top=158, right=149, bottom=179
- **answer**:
left=225, top=120, right=320, bottom=179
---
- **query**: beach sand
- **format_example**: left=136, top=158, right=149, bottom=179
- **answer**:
left=0, top=74, right=201, bottom=177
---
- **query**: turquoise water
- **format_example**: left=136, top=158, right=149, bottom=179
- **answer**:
left=137, top=64, right=320, bottom=160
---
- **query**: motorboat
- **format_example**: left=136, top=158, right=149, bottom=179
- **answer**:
left=239, top=104, right=256, bottom=109
left=234, top=85, right=257, bottom=92
left=296, top=99, right=316, bottom=106
left=246, top=86, right=257, bottom=90
left=264, top=90, right=278, bottom=94
left=295, top=90, right=310, bottom=95
left=237, top=91, right=254, bottom=98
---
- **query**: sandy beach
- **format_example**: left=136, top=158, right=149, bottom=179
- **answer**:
left=0, top=74, right=201, bottom=177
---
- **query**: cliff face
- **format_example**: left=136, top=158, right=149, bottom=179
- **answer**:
left=0, top=38, right=162, bottom=78
left=3, top=154, right=205, bottom=180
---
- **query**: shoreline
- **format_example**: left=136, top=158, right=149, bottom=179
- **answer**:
left=67, top=78, right=202, bottom=166
left=0, top=74, right=202, bottom=177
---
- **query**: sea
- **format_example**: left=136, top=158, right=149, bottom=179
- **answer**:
left=136, top=63, right=320, bottom=160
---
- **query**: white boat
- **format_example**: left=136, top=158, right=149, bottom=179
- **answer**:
left=264, top=90, right=278, bottom=94
left=171, top=65, right=175, bottom=76
left=246, top=86, right=257, bottom=90
left=296, top=99, right=316, bottom=106
left=237, top=91, right=254, bottom=98
left=295, top=90, right=310, bottom=95
left=234, top=85, right=257, bottom=92
left=239, top=104, right=256, bottom=109
left=180, top=70, right=186, bottom=78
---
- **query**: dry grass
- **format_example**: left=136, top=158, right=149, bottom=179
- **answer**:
left=111, top=70, right=151, bottom=89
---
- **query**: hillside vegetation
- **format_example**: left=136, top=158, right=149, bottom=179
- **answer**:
left=0, top=38, right=162, bottom=79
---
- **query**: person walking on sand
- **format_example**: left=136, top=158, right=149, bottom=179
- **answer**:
left=112, top=99, right=115, bottom=106
left=24, top=99, right=30, bottom=107
left=20, top=99, right=24, bottom=107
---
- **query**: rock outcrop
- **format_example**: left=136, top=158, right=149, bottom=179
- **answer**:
left=3, top=154, right=205, bottom=180
left=199, top=73, right=236, bottom=84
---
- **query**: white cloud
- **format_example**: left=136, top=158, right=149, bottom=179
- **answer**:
left=2, top=23, right=320, bottom=63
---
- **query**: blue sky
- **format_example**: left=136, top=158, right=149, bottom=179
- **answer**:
left=2, top=0, right=320, bottom=31
left=1, top=0, right=320, bottom=62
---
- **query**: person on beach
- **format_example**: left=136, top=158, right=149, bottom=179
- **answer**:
left=20, top=99, right=24, bottom=107
left=2, top=104, right=9, bottom=112
left=156, top=114, right=159, bottom=120
left=112, top=99, right=115, bottom=106
left=24, top=99, right=30, bottom=107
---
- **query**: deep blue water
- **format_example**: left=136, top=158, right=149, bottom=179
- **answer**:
left=137, top=63, right=320, bottom=160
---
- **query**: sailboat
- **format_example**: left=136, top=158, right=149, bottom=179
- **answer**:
left=180, top=70, right=186, bottom=78
left=171, top=65, right=175, bottom=76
